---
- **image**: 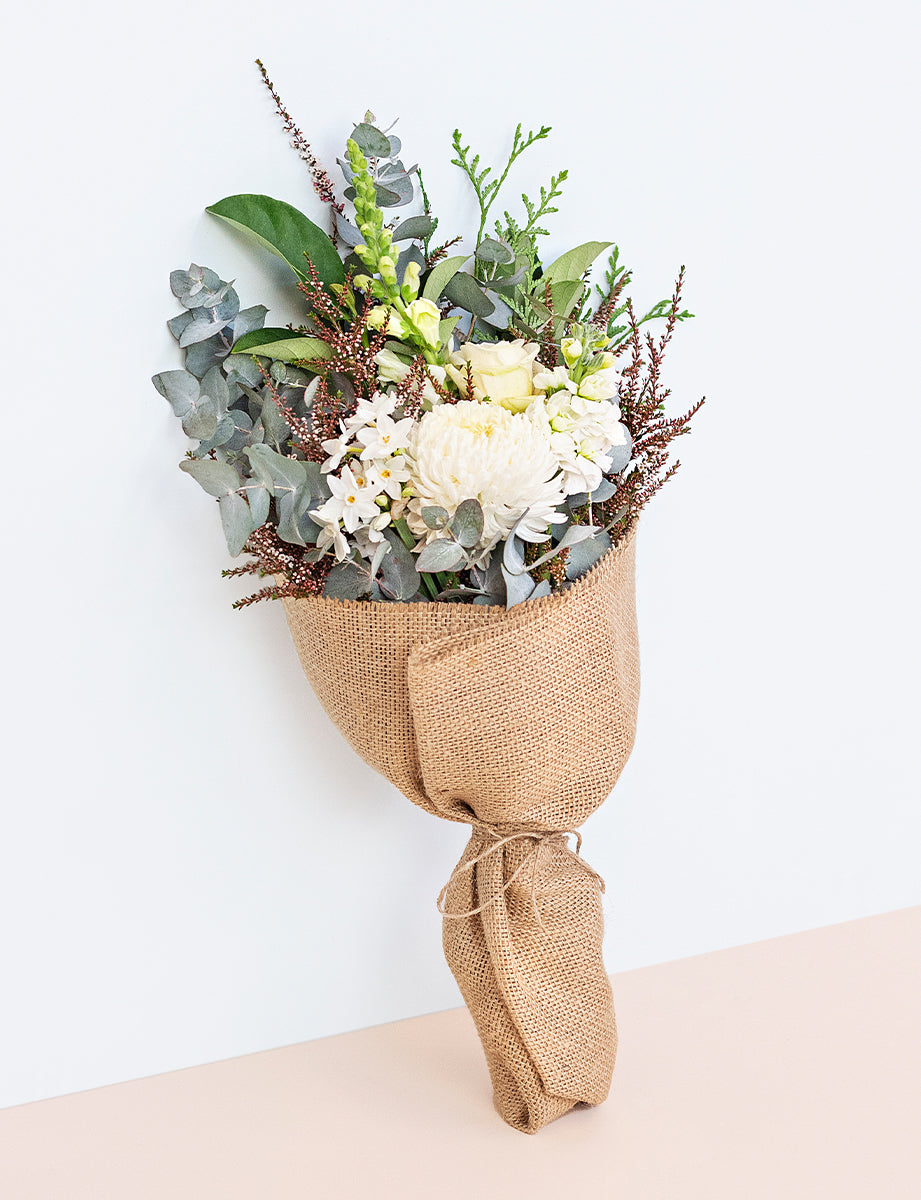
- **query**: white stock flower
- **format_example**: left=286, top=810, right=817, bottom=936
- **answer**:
left=404, top=399, right=567, bottom=548
left=578, top=365, right=622, bottom=402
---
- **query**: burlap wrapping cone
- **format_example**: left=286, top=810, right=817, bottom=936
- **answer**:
left=282, top=525, right=640, bottom=1133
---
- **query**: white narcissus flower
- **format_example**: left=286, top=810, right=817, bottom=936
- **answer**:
left=403, top=399, right=567, bottom=549
left=347, top=390, right=398, bottom=432
left=367, top=455, right=411, bottom=500
left=311, top=464, right=381, bottom=538
left=447, top=339, right=544, bottom=413
left=357, top=412, right=415, bottom=461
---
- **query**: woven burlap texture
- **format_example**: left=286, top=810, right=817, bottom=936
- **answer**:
left=282, top=526, right=640, bottom=1133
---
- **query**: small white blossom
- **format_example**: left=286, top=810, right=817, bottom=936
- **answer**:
left=357, top=412, right=415, bottom=461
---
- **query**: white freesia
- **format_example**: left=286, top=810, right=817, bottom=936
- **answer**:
left=403, top=399, right=567, bottom=549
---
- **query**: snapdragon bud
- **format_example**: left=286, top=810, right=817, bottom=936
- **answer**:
left=401, top=259, right=422, bottom=301
left=378, top=255, right=398, bottom=286
left=561, top=338, right=583, bottom=366
left=353, top=274, right=372, bottom=291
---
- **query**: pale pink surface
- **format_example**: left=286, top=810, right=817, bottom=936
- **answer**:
left=2, top=907, right=919, bottom=1199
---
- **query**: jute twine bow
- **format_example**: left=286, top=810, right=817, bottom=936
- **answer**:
left=437, top=824, right=606, bottom=928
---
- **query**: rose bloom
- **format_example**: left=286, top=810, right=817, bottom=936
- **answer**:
left=447, top=339, right=544, bottom=413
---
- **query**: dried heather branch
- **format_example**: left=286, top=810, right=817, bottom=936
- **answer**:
left=255, top=59, right=344, bottom=218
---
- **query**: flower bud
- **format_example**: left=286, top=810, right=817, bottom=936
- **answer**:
left=353, top=275, right=372, bottom=292
left=405, top=297, right=441, bottom=348
left=378, top=256, right=397, bottom=284
left=561, top=338, right=583, bottom=366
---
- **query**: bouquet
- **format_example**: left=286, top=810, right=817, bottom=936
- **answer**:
left=153, top=62, right=702, bottom=1133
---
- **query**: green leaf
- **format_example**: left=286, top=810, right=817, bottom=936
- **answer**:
left=219, top=492, right=254, bottom=556
left=324, top=560, right=370, bottom=600
left=206, top=194, right=345, bottom=284
left=422, top=255, right=469, bottom=302
left=416, top=539, right=466, bottom=572
left=231, top=328, right=333, bottom=363
left=439, top=317, right=460, bottom=344
left=392, top=214, right=437, bottom=241
left=351, top=122, right=392, bottom=158
left=443, top=272, right=495, bottom=319
left=421, top=506, right=449, bottom=530
left=152, top=370, right=199, bottom=416
left=542, top=241, right=611, bottom=285
left=476, top=237, right=513, bottom=265
left=179, top=458, right=241, bottom=497
left=449, top=499, right=484, bottom=548
left=244, top=443, right=307, bottom=492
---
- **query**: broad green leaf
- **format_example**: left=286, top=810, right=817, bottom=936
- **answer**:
left=439, top=317, right=460, bottom=344
left=231, top=328, right=333, bottom=363
left=542, top=240, right=611, bottom=285
left=179, top=458, right=241, bottom=497
left=422, top=255, right=469, bottom=302
left=206, top=194, right=345, bottom=284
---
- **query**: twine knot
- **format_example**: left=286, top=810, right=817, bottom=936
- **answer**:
left=437, top=824, right=605, bottom=927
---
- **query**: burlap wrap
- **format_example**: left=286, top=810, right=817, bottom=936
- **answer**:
left=282, top=526, right=640, bottom=1133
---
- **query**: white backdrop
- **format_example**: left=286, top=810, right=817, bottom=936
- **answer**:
left=2, top=0, right=918, bottom=1109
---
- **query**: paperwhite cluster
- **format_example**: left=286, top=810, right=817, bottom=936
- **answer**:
left=309, top=391, right=413, bottom=560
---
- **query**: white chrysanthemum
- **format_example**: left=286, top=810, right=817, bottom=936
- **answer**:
left=404, top=400, right=567, bottom=548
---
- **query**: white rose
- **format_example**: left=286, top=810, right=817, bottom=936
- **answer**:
left=446, top=338, right=544, bottom=413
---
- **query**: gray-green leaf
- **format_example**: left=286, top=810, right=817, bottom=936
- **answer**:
left=443, top=272, right=495, bottom=319
left=449, top=499, right=484, bottom=548
left=416, top=539, right=467, bottom=573
left=219, top=491, right=254, bottom=556
left=179, top=458, right=241, bottom=497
